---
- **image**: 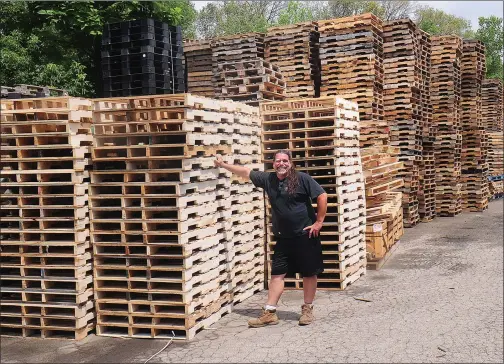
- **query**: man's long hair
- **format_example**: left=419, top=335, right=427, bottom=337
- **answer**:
left=274, top=150, right=299, bottom=195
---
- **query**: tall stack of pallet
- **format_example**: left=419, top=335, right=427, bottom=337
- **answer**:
left=219, top=59, right=286, bottom=106
left=431, top=36, right=463, bottom=216
left=260, top=96, right=366, bottom=290
left=482, top=79, right=503, bottom=131
left=417, top=29, right=436, bottom=222
left=361, top=146, right=404, bottom=268
left=184, top=39, right=213, bottom=97
left=212, top=33, right=265, bottom=99
left=0, top=97, right=94, bottom=340
left=265, top=22, right=321, bottom=98
left=487, top=132, right=503, bottom=199
left=90, top=94, right=264, bottom=340
left=382, top=19, right=425, bottom=227
left=101, top=19, right=185, bottom=97
left=318, top=14, right=387, bottom=148
left=460, top=40, right=488, bottom=212
left=482, top=79, right=504, bottom=199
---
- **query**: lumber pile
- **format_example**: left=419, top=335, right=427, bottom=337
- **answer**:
left=0, top=97, right=95, bottom=340
left=431, top=36, right=463, bottom=217
left=101, top=19, right=185, bottom=97
left=482, top=79, right=503, bottom=131
left=90, top=94, right=264, bottom=340
left=261, top=96, right=366, bottom=290
left=265, top=22, right=321, bottom=98
left=318, top=14, right=388, bottom=148
left=383, top=19, right=432, bottom=227
left=219, top=59, right=286, bottom=106
left=460, top=40, right=488, bottom=212
left=184, top=39, right=213, bottom=97
left=361, top=146, right=404, bottom=267
left=212, top=33, right=265, bottom=99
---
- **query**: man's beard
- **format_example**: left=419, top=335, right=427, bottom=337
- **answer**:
left=276, top=167, right=289, bottom=176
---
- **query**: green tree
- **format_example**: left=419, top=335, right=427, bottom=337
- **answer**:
left=277, top=1, right=314, bottom=25
left=415, top=5, right=474, bottom=37
left=196, top=1, right=288, bottom=38
left=475, top=16, right=504, bottom=81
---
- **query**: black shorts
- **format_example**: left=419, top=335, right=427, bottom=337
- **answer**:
left=270, top=233, right=324, bottom=277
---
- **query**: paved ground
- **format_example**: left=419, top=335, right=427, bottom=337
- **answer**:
left=2, top=200, right=503, bottom=364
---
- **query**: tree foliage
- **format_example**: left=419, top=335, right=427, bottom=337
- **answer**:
left=475, top=16, right=504, bottom=81
left=415, top=5, right=474, bottom=37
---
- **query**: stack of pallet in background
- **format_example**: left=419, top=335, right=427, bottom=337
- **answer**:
left=318, top=14, right=388, bottom=149
left=487, top=132, right=503, bottom=199
left=265, top=22, right=321, bottom=98
left=212, top=33, right=265, bottom=99
left=460, top=40, right=488, bottom=212
left=382, top=19, right=425, bottom=227
left=90, top=94, right=264, bottom=340
left=184, top=39, right=213, bottom=97
left=361, top=146, right=404, bottom=268
left=431, top=36, right=463, bottom=217
left=261, top=96, right=366, bottom=290
left=101, top=19, right=185, bottom=97
left=219, top=59, right=286, bottom=106
left=481, top=79, right=503, bottom=131
left=0, top=97, right=94, bottom=340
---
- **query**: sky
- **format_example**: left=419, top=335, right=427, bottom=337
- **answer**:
left=191, top=1, right=503, bottom=30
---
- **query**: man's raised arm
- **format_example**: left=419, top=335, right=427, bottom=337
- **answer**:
left=214, top=155, right=251, bottom=180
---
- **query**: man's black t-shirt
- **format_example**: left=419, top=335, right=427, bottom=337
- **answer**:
left=250, top=171, right=325, bottom=238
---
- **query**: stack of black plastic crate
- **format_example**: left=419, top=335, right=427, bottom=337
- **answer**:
left=101, top=19, right=185, bottom=97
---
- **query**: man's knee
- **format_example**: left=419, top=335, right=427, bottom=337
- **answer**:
left=271, top=274, right=286, bottom=281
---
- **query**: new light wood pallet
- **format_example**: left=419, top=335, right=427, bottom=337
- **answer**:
left=219, top=59, right=286, bottom=106
left=460, top=40, right=487, bottom=211
left=91, top=94, right=264, bottom=340
left=212, top=33, right=265, bottom=99
left=260, top=96, right=366, bottom=290
left=431, top=36, right=463, bottom=216
left=265, top=21, right=321, bottom=98
left=318, top=14, right=387, bottom=148
left=0, top=97, right=95, bottom=340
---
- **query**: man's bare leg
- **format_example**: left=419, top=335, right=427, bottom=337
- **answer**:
left=266, top=274, right=286, bottom=306
left=302, top=275, right=317, bottom=304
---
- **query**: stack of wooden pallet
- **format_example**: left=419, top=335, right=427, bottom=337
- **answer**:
left=482, top=79, right=503, bottom=131
left=261, top=96, right=366, bottom=290
left=431, top=36, right=463, bottom=216
left=265, top=22, right=321, bottom=98
left=417, top=29, right=436, bottom=222
left=0, top=97, right=94, bottom=340
left=90, top=94, right=264, bottom=340
left=361, top=146, right=404, bottom=268
left=487, top=132, right=503, bottom=199
left=460, top=40, right=488, bottom=212
left=212, top=33, right=265, bottom=99
left=219, top=59, right=286, bottom=106
left=1, top=84, right=68, bottom=99
left=318, top=14, right=387, bottom=148
left=184, top=39, right=213, bottom=97
left=382, top=19, right=426, bottom=227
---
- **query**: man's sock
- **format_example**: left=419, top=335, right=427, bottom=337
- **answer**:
left=264, top=304, right=277, bottom=311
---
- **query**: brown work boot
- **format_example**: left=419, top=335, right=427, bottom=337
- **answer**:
left=248, top=308, right=279, bottom=328
left=299, top=304, right=314, bottom=325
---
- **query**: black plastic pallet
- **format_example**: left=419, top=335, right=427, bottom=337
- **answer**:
left=103, top=80, right=177, bottom=92
left=101, top=53, right=172, bottom=65
left=102, top=38, right=171, bottom=50
left=101, top=46, right=170, bottom=58
left=102, top=31, right=171, bottom=45
left=104, top=19, right=181, bottom=33
left=103, top=86, right=184, bottom=97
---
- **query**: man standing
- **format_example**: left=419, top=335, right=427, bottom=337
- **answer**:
left=214, top=149, right=327, bottom=327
